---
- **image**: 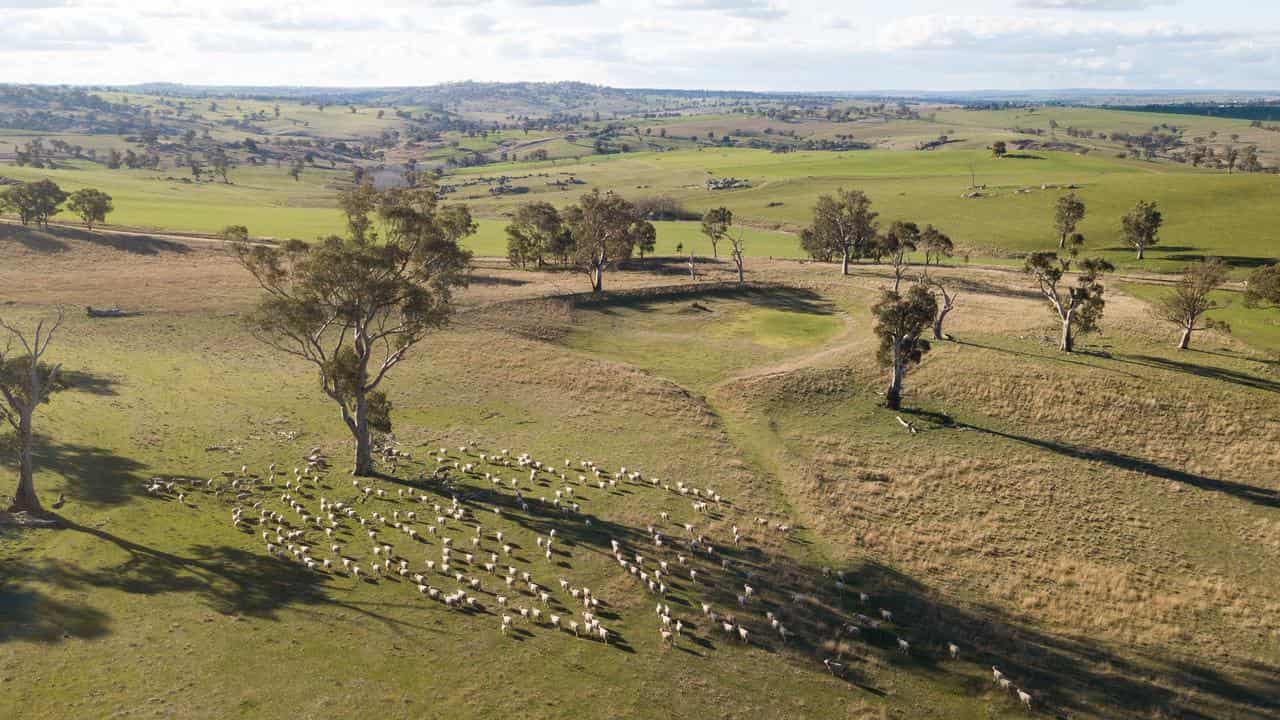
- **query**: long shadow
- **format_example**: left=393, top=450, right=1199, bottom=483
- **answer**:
left=468, top=273, right=531, bottom=287
left=1, top=518, right=430, bottom=644
left=59, top=369, right=121, bottom=396
left=572, top=283, right=835, bottom=317
left=0, top=223, right=69, bottom=253
left=1163, top=254, right=1276, bottom=269
left=27, top=436, right=147, bottom=507
left=1114, top=352, right=1280, bottom=393
left=965, top=424, right=1279, bottom=508
left=0, top=223, right=190, bottom=256
left=954, top=339, right=1144, bottom=379
left=384, top=451, right=1279, bottom=717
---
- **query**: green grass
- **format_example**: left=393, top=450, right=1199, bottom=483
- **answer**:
left=562, top=288, right=846, bottom=388
left=6, top=143, right=1279, bottom=277
left=1117, top=281, right=1280, bottom=354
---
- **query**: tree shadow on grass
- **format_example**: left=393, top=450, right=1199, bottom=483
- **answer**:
left=0, top=223, right=69, bottom=253
left=571, top=283, right=835, bottom=317
left=385, top=454, right=1278, bottom=718
left=1112, top=352, right=1280, bottom=393
left=961, top=424, right=1279, bottom=509
left=0, top=222, right=191, bottom=256
left=0, top=518, right=432, bottom=645
left=28, top=436, right=147, bottom=507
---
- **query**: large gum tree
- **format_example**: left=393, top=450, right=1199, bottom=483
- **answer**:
left=234, top=183, right=473, bottom=476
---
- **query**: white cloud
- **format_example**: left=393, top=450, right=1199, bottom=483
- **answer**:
left=5, top=9, right=146, bottom=52
left=462, top=13, right=499, bottom=35
left=1017, top=0, right=1178, bottom=10
left=192, top=31, right=315, bottom=54
left=657, top=0, right=788, bottom=21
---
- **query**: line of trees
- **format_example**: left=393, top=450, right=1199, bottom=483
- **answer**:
left=0, top=180, right=113, bottom=230
left=503, top=191, right=657, bottom=293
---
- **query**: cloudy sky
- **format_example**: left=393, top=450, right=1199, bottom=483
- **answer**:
left=4, top=0, right=1278, bottom=91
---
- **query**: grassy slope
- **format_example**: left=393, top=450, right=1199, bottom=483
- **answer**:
left=0, top=228, right=1277, bottom=718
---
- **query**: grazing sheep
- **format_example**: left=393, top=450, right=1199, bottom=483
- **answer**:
left=948, top=642, right=959, bottom=660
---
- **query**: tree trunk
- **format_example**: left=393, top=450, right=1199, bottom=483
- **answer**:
left=885, top=345, right=904, bottom=410
left=932, top=306, right=951, bottom=341
left=736, top=258, right=744, bottom=284
left=351, top=392, right=374, bottom=477
left=591, top=264, right=603, bottom=293
left=9, top=412, right=41, bottom=513
left=711, top=241, right=718, bottom=259
left=841, top=249, right=850, bottom=276
left=1060, top=316, right=1073, bottom=353
left=1058, top=233, right=1065, bottom=249
left=1136, top=244, right=1144, bottom=260
left=1178, top=326, right=1192, bottom=350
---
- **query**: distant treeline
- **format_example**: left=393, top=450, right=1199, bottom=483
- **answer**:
left=1114, top=103, right=1280, bottom=122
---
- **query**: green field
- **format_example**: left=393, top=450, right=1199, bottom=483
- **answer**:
left=3, top=94, right=1280, bottom=719
left=6, top=147, right=1276, bottom=276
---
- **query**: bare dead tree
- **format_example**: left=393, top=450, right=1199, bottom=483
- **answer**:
left=729, top=231, right=746, bottom=284
left=1, top=309, right=65, bottom=513
left=921, top=273, right=958, bottom=340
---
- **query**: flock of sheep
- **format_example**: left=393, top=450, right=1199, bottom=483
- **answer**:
left=145, top=442, right=1039, bottom=712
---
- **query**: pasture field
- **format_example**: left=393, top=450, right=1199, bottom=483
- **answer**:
left=5, top=147, right=1277, bottom=278
left=1, top=224, right=1278, bottom=719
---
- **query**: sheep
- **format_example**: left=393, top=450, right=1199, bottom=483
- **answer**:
left=999, top=678, right=1013, bottom=691
left=500, top=615, right=512, bottom=635
left=992, top=666, right=1005, bottom=684
left=597, top=626, right=608, bottom=644
left=550, top=614, right=561, bottom=629
left=823, top=658, right=846, bottom=677
left=880, top=609, right=893, bottom=623
left=569, top=621, right=580, bottom=637
left=1017, top=689, right=1032, bottom=709
left=897, top=638, right=910, bottom=654
left=948, top=642, right=960, bottom=660
left=737, top=626, right=749, bottom=643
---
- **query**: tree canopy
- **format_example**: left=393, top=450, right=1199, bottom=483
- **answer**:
left=1053, top=192, right=1086, bottom=250
left=1244, top=263, right=1280, bottom=310
left=233, top=182, right=473, bottom=475
left=0, top=179, right=67, bottom=228
left=801, top=188, right=878, bottom=275
left=66, top=188, right=113, bottom=231
left=563, top=189, right=652, bottom=293
left=1155, top=257, right=1228, bottom=350
left=506, top=201, right=568, bottom=269
left=1120, top=200, right=1163, bottom=260
left=872, top=284, right=937, bottom=410
left=700, top=207, right=733, bottom=258
left=1024, top=236, right=1114, bottom=352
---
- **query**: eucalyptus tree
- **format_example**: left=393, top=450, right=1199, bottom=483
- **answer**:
left=233, top=183, right=473, bottom=476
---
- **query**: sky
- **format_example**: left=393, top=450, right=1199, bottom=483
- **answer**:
left=3, top=0, right=1279, bottom=92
